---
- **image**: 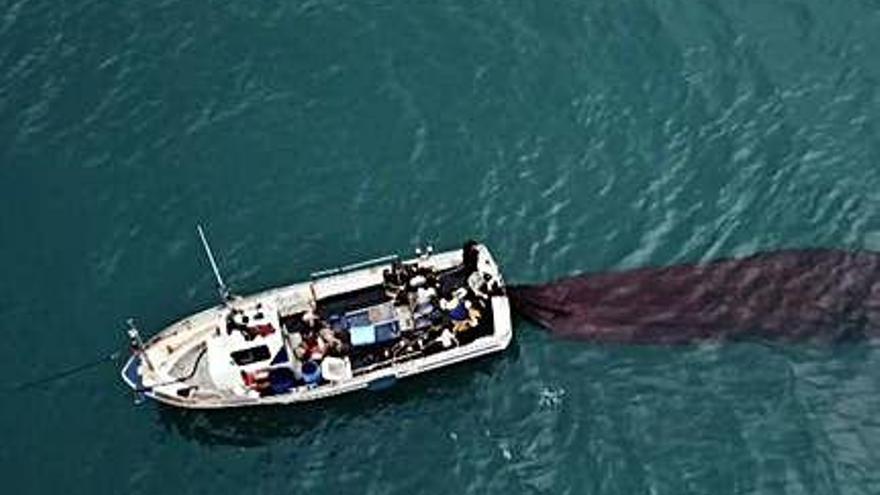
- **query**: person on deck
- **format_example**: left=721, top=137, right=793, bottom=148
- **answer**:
left=441, top=291, right=481, bottom=333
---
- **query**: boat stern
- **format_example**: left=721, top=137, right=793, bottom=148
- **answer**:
left=473, top=242, right=514, bottom=350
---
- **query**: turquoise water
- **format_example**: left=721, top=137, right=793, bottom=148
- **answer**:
left=2, top=1, right=880, bottom=493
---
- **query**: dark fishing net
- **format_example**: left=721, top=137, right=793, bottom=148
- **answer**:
left=509, top=249, right=880, bottom=344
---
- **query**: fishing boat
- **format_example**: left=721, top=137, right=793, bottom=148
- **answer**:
left=120, top=231, right=512, bottom=409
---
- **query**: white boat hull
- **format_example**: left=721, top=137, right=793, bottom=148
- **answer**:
left=121, top=244, right=513, bottom=409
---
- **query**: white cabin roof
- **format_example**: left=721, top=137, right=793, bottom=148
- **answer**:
left=206, top=301, right=286, bottom=390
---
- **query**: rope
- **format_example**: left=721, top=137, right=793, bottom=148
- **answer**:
left=8, top=350, right=123, bottom=391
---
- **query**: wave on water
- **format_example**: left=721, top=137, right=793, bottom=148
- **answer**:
left=510, top=249, right=880, bottom=344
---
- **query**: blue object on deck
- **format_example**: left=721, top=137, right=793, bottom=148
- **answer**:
left=374, top=321, right=400, bottom=342
left=270, top=347, right=289, bottom=365
left=328, top=314, right=350, bottom=331
left=349, top=325, right=376, bottom=346
left=302, top=360, right=321, bottom=384
left=346, top=310, right=372, bottom=327
left=450, top=302, right=468, bottom=321
left=269, top=368, right=296, bottom=393
left=349, top=321, right=400, bottom=347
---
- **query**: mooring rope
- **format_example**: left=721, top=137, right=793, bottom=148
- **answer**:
left=7, top=350, right=123, bottom=391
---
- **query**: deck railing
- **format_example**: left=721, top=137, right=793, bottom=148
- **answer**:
left=309, top=254, right=400, bottom=280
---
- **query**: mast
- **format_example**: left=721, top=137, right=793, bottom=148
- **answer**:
left=196, top=224, right=231, bottom=302
left=126, top=318, right=154, bottom=372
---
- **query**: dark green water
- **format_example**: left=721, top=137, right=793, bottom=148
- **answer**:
left=2, top=1, right=880, bottom=493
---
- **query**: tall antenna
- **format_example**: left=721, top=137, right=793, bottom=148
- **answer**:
left=196, top=224, right=231, bottom=302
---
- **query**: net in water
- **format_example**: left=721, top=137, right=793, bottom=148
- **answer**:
left=509, top=249, right=880, bottom=344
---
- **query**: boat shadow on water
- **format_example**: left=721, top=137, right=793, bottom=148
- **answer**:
left=155, top=344, right=520, bottom=447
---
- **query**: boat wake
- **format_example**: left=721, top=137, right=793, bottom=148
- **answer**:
left=509, top=249, right=880, bottom=344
